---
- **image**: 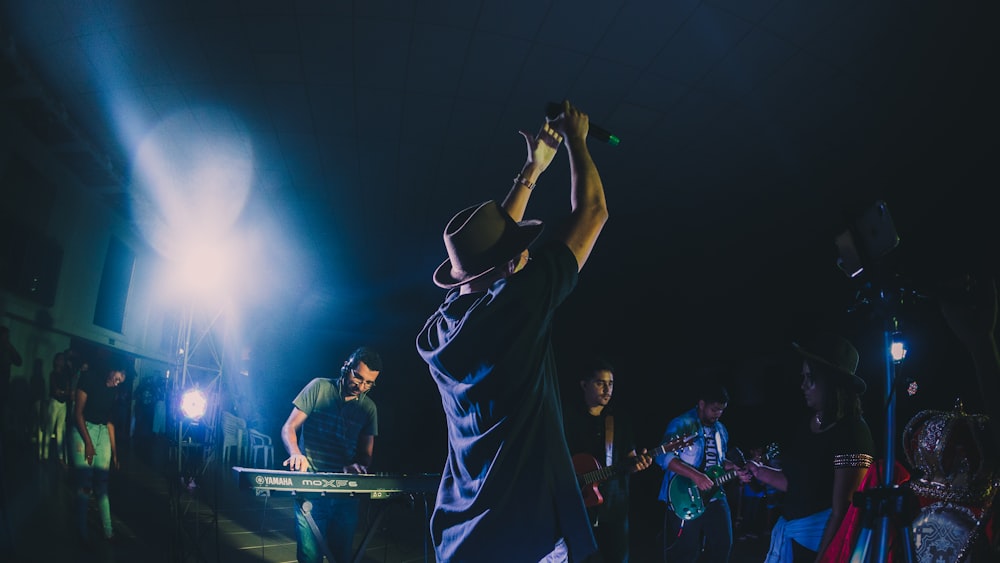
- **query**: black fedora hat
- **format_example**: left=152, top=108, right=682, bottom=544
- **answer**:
left=792, top=332, right=867, bottom=394
left=433, top=200, right=544, bottom=289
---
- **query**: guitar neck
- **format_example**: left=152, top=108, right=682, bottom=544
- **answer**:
left=578, top=433, right=696, bottom=487
left=710, top=443, right=779, bottom=488
left=713, top=468, right=741, bottom=487
left=580, top=465, right=619, bottom=486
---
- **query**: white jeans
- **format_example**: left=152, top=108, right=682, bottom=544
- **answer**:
left=42, top=398, right=67, bottom=461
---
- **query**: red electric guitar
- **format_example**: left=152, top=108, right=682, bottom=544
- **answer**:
left=573, top=433, right=697, bottom=508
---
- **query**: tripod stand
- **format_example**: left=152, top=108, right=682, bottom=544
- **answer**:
left=848, top=311, right=916, bottom=563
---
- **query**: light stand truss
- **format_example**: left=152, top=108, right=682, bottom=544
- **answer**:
left=168, top=300, right=231, bottom=562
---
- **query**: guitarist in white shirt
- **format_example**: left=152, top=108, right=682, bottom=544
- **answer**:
left=562, top=358, right=653, bottom=563
left=656, top=383, right=748, bottom=563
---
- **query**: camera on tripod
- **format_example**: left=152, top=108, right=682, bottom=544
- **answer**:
left=833, top=200, right=937, bottom=325
left=828, top=200, right=920, bottom=562
left=834, top=200, right=900, bottom=280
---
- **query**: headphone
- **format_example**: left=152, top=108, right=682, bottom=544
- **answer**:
left=340, top=357, right=370, bottom=400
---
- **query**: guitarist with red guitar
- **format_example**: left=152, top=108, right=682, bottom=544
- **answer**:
left=563, top=358, right=656, bottom=563
left=655, top=382, right=752, bottom=563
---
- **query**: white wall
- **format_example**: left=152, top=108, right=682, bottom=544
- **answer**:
left=1, top=98, right=172, bottom=397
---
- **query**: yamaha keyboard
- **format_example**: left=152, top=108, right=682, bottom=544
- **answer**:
left=235, top=467, right=439, bottom=563
left=233, top=467, right=440, bottom=498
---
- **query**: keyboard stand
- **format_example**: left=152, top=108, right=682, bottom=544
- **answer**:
left=232, top=467, right=439, bottom=563
left=354, top=493, right=432, bottom=563
left=300, top=499, right=340, bottom=563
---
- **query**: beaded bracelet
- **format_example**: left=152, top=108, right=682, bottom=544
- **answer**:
left=513, top=174, right=535, bottom=190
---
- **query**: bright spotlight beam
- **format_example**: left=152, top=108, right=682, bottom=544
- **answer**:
left=180, top=388, right=208, bottom=420
left=132, top=108, right=259, bottom=306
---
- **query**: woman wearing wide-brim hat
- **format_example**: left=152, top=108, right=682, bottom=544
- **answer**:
left=744, top=333, right=876, bottom=562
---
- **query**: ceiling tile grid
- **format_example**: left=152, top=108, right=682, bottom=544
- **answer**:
left=1, top=0, right=998, bottom=347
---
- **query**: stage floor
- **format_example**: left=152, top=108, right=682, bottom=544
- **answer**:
left=1, top=435, right=769, bottom=563
left=1, top=435, right=433, bottom=563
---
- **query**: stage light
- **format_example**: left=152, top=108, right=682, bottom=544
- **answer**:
left=890, top=339, right=907, bottom=363
left=180, top=388, right=208, bottom=420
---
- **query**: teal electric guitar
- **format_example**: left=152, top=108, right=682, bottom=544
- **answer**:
left=667, top=442, right=779, bottom=521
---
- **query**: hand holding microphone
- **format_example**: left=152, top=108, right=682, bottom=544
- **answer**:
left=546, top=101, right=620, bottom=146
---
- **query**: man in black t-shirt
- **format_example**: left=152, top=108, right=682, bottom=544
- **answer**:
left=563, top=358, right=652, bottom=562
left=416, top=100, right=609, bottom=563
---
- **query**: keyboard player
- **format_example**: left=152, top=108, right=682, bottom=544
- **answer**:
left=280, top=346, right=383, bottom=563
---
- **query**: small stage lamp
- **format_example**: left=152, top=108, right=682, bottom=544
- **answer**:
left=890, top=338, right=907, bottom=363
left=180, top=388, right=208, bottom=420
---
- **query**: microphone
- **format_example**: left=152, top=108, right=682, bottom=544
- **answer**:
left=545, top=102, right=620, bottom=146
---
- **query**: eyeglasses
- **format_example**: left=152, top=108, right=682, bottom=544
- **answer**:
left=349, top=368, right=377, bottom=389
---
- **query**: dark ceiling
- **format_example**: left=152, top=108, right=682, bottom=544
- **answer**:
left=3, top=1, right=998, bottom=465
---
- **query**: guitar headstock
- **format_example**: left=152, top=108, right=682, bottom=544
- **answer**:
left=764, top=442, right=780, bottom=463
left=647, top=432, right=699, bottom=459
left=740, top=442, right=780, bottom=466
left=665, top=432, right=698, bottom=452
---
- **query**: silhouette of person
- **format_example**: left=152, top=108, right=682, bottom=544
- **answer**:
left=0, top=325, right=23, bottom=439
left=416, top=100, right=609, bottom=562
left=42, top=351, right=72, bottom=463
left=29, top=358, right=47, bottom=458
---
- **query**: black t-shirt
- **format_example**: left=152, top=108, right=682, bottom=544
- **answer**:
left=78, top=371, right=118, bottom=425
left=50, top=368, right=72, bottom=403
left=781, top=414, right=875, bottom=519
left=417, top=240, right=597, bottom=562
left=563, top=403, right=638, bottom=522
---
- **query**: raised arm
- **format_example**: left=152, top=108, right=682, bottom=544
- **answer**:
left=501, top=120, right=563, bottom=221
left=550, top=100, right=608, bottom=271
left=501, top=100, right=609, bottom=271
